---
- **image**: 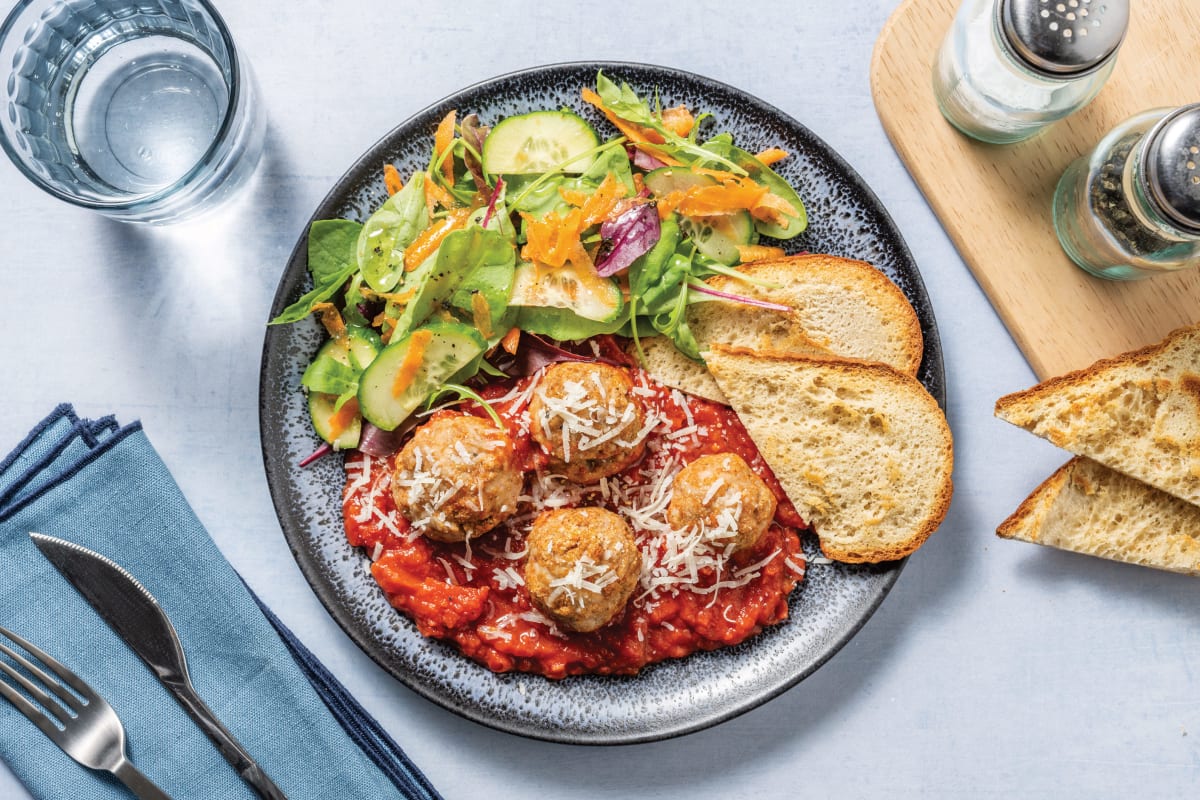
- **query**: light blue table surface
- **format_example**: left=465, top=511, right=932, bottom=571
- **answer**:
left=3, top=1, right=1197, bottom=798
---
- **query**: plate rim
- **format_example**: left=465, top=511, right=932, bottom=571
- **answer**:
left=259, top=59, right=944, bottom=745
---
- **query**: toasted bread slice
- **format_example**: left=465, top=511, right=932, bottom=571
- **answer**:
left=687, top=254, right=924, bottom=377
left=632, top=336, right=730, bottom=404
left=706, top=346, right=953, bottom=563
left=994, top=324, right=1200, bottom=505
left=998, top=457, right=1200, bottom=576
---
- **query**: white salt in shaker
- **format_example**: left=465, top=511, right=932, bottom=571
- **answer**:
left=932, top=0, right=1129, bottom=144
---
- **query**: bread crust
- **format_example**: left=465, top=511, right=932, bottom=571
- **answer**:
left=706, top=344, right=953, bottom=564
left=997, top=456, right=1200, bottom=576
left=994, top=323, right=1200, bottom=505
left=692, top=254, right=924, bottom=377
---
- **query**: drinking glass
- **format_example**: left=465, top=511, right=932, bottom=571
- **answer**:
left=0, top=0, right=264, bottom=223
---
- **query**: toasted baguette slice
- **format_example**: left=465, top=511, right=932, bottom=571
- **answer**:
left=706, top=346, right=953, bottom=563
left=688, top=254, right=924, bottom=377
left=995, top=324, right=1200, bottom=505
left=998, top=457, right=1200, bottom=576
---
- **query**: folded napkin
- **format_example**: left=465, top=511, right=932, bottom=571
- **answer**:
left=0, top=405, right=441, bottom=800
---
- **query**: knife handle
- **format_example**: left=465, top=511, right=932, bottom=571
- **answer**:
left=168, top=680, right=288, bottom=800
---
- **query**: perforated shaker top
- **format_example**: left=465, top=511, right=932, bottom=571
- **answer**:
left=998, top=0, right=1129, bottom=76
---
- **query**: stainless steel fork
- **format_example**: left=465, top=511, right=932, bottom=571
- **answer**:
left=0, top=625, right=172, bottom=800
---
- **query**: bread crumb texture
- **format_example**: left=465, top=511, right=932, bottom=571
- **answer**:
left=998, top=457, right=1200, bottom=576
left=995, top=324, right=1200, bottom=505
left=707, top=347, right=952, bottom=564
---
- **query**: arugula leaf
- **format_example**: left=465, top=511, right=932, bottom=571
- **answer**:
left=628, top=215, right=683, bottom=312
left=269, top=219, right=363, bottom=324
left=594, top=72, right=744, bottom=175
left=356, top=172, right=429, bottom=292
left=580, top=143, right=635, bottom=195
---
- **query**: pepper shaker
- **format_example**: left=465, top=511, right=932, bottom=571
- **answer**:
left=1054, top=104, right=1200, bottom=280
left=932, top=0, right=1129, bottom=144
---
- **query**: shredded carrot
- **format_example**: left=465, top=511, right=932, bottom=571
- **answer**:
left=312, top=302, right=347, bottom=339
left=754, top=147, right=788, bottom=166
left=676, top=176, right=800, bottom=225
left=405, top=207, right=471, bottom=271
left=470, top=292, right=493, bottom=340
left=561, top=173, right=627, bottom=225
left=384, top=163, right=404, bottom=196
left=499, top=326, right=521, bottom=355
left=661, top=105, right=695, bottom=137
left=423, top=172, right=457, bottom=216
left=736, top=244, right=786, bottom=262
left=520, top=208, right=592, bottom=268
left=391, top=329, right=432, bottom=398
left=433, top=110, right=457, bottom=187
left=327, top=397, right=360, bottom=441
left=581, top=87, right=665, bottom=145
left=360, top=286, right=417, bottom=306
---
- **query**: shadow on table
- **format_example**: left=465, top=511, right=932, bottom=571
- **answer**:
left=1015, top=546, right=1196, bottom=619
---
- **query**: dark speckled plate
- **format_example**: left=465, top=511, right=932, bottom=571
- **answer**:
left=259, top=62, right=944, bottom=744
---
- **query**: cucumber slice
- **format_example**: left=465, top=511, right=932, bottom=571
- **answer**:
left=305, top=328, right=382, bottom=448
left=509, top=260, right=624, bottom=322
left=483, top=111, right=599, bottom=175
left=644, top=168, right=753, bottom=265
left=357, top=322, right=487, bottom=431
left=309, top=393, right=362, bottom=450
left=679, top=212, right=754, bottom=266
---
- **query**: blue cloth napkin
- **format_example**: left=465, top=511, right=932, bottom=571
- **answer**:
left=0, top=405, right=441, bottom=800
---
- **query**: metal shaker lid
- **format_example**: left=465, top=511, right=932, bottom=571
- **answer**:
left=997, top=0, right=1129, bottom=77
left=1140, top=104, right=1200, bottom=235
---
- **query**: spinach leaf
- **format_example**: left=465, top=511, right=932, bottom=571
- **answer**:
left=451, top=229, right=517, bottom=329
left=392, top=227, right=513, bottom=340
left=356, top=172, right=429, bottom=292
left=301, top=357, right=360, bottom=396
left=269, top=219, right=363, bottom=324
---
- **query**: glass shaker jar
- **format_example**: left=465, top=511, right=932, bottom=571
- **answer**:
left=932, top=0, right=1129, bottom=144
left=1054, top=105, right=1200, bottom=280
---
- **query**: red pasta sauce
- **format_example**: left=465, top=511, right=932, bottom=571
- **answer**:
left=342, top=357, right=808, bottom=679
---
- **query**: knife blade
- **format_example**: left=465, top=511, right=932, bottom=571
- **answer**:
left=30, top=532, right=288, bottom=800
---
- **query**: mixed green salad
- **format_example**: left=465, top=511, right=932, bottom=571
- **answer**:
left=271, top=73, right=807, bottom=456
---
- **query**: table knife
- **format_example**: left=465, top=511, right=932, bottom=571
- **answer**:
left=29, top=532, right=288, bottom=800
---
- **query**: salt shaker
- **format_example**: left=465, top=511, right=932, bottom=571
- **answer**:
left=1053, top=105, right=1200, bottom=280
left=932, top=0, right=1129, bottom=144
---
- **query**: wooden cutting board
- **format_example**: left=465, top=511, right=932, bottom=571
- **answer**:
left=871, top=0, right=1200, bottom=379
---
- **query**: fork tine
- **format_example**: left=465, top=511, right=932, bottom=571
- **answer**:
left=0, top=625, right=92, bottom=702
left=0, top=673, right=64, bottom=742
left=0, top=639, right=86, bottom=718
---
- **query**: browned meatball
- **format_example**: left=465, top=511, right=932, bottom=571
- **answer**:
left=524, top=507, right=641, bottom=632
left=392, top=415, right=523, bottom=542
left=528, top=361, right=648, bottom=483
left=666, top=453, right=777, bottom=552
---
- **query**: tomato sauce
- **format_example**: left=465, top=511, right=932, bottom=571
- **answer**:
left=342, top=358, right=809, bottom=679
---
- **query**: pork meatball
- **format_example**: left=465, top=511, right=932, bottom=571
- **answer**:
left=529, top=361, right=648, bottom=483
left=666, top=452, right=777, bottom=552
left=524, top=507, right=641, bottom=633
left=392, top=415, right=523, bottom=543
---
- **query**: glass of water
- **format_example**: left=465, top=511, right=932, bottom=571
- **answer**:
left=0, top=0, right=264, bottom=223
